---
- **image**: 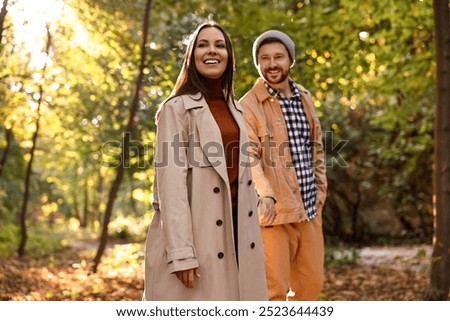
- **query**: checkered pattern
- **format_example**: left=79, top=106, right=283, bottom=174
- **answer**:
left=266, top=81, right=317, bottom=220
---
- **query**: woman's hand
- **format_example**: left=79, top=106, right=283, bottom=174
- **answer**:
left=175, top=268, right=201, bottom=288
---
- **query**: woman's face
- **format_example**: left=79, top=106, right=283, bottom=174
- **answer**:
left=194, top=27, right=228, bottom=79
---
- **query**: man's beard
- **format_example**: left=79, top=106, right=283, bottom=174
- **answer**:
left=261, top=67, right=289, bottom=84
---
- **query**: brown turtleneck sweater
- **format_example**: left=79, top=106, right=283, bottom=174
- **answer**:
left=205, top=78, right=240, bottom=261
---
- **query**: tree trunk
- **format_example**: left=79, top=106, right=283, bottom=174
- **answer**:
left=93, top=174, right=104, bottom=225
left=17, top=27, right=52, bottom=257
left=91, top=0, right=153, bottom=273
left=71, top=190, right=81, bottom=223
left=18, top=94, right=42, bottom=257
left=428, top=0, right=450, bottom=301
left=81, top=178, right=89, bottom=228
left=0, top=126, right=13, bottom=178
left=0, top=0, right=8, bottom=50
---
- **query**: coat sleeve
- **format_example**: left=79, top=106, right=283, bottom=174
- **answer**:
left=154, top=98, right=199, bottom=273
left=240, top=97, right=277, bottom=201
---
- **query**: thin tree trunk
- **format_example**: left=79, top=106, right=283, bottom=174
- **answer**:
left=428, top=0, right=450, bottom=301
left=17, top=27, right=52, bottom=257
left=94, top=174, right=104, bottom=225
left=0, top=126, right=13, bottom=178
left=91, top=0, right=153, bottom=272
left=130, top=175, right=137, bottom=214
left=18, top=92, right=42, bottom=257
left=0, top=0, right=8, bottom=50
left=72, top=190, right=81, bottom=223
left=350, top=183, right=362, bottom=242
left=81, top=178, right=89, bottom=228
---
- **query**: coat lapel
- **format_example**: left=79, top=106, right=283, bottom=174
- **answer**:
left=182, top=93, right=229, bottom=186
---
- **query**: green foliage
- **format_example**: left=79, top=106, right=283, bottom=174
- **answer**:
left=0, top=169, right=24, bottom=223
left=0, top=0, right=438, bottom=255
left=0, top=223, right=19, bottom=257
left=26, top=230, right=66, bottom=258
left=0, top=223, right=65, bottom=258
left=109, top=212, right=152, bottom=242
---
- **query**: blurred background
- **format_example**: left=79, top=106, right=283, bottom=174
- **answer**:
left=0, top=0, right=445, bottom=300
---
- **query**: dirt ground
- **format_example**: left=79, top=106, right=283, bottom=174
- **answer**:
left=0, top=244, right=437, bottom=301
left=321, top=245, right=432, bottom=300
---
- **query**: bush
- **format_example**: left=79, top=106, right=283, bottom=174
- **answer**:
left=0, top=222, right=65, bottom=258
left=0, top=223, right=20, bottom=257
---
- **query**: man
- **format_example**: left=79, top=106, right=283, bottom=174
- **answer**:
left=239, top=30, right=327, bottom=301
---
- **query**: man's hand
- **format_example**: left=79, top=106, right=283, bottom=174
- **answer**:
left=175, top=268, right=201, bottom=288
left=258, top=197, right=276, bottom=225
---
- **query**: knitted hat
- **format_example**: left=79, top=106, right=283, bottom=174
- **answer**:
left=252, top=30, right=295, bottom=67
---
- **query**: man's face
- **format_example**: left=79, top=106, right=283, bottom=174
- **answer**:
left=256, top=42, right=291, bottom=85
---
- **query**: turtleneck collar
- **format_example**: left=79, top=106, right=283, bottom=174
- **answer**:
left=205, top=78, right=223, bottom=98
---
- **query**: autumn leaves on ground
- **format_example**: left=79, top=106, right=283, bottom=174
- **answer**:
left=0, top=242, right=432, bottom=301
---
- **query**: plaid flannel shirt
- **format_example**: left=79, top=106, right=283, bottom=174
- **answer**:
left=265, top=80, right=317, bottom=220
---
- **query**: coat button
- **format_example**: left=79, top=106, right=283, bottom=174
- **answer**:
left=218, top=252, right=224, bottom=259
left=213, top=187, right=220, bottom=193
left=248, top=211, right=253, bottom=217
left=247, top=179, right=252, bottom=186
left=250, top=242, right=255, bottom=249
left=216, top=219, right=223, bottom=226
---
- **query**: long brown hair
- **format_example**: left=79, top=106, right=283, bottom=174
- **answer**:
left=165, top=20, right=236, bottom=105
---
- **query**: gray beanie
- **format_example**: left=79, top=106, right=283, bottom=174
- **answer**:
left=252, top=30, right=295, bottom=67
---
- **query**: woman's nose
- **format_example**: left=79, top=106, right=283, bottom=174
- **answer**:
left=208, top=45, right=218, bottom=55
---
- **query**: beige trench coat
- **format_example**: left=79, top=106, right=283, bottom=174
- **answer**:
left=143, top=93, right=268, bottom=301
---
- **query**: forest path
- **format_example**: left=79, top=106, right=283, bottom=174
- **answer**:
left=359, top=244, right=432, bottom=270
left=1, top=242, right=435, bottom=300
left=322, top=244, right=433, bottom=300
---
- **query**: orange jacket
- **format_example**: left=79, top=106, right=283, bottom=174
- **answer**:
left=239, top=78, right=327, bottom=224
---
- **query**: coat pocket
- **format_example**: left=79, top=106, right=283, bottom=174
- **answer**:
left=187, top=145, right=213, bottom=168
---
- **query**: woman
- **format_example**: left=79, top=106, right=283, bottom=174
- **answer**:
left=143, top=21, right=267, bottom=300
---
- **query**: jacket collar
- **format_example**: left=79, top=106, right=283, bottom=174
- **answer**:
left=182, top=92, right=204, bottom=109
left=182, top=92, right=243, bottom=113
left=252, top=77, right=310, bottom=102
left=252, top=78, right=273, bottom=102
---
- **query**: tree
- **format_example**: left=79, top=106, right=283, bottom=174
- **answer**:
left=428, top=0, right=450, bottom=301
left=0, top=0, right=8, bottom=48
left=0, top=0, right=11, bottom=178
left=17, top=26, right=52, bottom=257
left=91, top=0, right=153, bottom=273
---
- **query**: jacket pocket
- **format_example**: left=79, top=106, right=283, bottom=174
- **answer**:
left=256, top=125, right=275, bottom=168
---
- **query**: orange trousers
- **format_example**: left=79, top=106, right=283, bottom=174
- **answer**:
left=260, top=217, right=324, bottom=301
